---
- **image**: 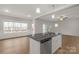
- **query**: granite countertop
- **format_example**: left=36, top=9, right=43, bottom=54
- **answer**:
left=27, top=32, right=61, bottom=43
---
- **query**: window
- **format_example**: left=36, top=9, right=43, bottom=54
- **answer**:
left=3, top=22, right=28, bottom=33
left=32, top=23, right=35, bottom=35
left=42, top=24, right=47, bottom=34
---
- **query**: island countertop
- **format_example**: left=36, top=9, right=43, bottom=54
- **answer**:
left=27, top=32, right=61, bottom=43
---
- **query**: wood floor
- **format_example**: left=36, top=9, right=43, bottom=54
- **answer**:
left=0, top=37, right=29, bottom=54
left=55, top=35, right=79, bottom=54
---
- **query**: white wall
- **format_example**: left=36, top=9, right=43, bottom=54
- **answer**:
left=53, top=18, right=79, bottom=36
left=35, top=17, right=79, bottom=36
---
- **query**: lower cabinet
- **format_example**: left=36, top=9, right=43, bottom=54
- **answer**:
left=52, top=35, right=62, bottom=53
left=0, top=37, right=29, bottom=54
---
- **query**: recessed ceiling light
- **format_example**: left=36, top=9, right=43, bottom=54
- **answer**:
left=4, top=9, right=9, bottom=12
left=51, top=14, right=55, bottom=19
left=36, top=8, right=40, bottom=13
left=55, top=23, right=58, bottom=27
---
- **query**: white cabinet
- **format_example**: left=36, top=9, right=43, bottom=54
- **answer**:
left=52, top=34, right=62, bottom=53
left=29, top=38, right=40, bottom=54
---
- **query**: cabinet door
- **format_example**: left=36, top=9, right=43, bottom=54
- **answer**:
left=52, top=35, right=62, bottom=53
left=57, top=35, right=62, bottom=48
left=52, top=36, right=58, bottom=53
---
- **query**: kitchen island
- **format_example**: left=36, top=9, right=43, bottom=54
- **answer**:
left=28, top=32, right=62, bottom=54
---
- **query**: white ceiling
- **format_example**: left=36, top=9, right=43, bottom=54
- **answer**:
left=38, top=4, right=79, bottom=22
left=0, top=4, right=73, bottom=20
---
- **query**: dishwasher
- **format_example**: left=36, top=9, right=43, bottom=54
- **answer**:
left=40, top=38, right=52, bottom=54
